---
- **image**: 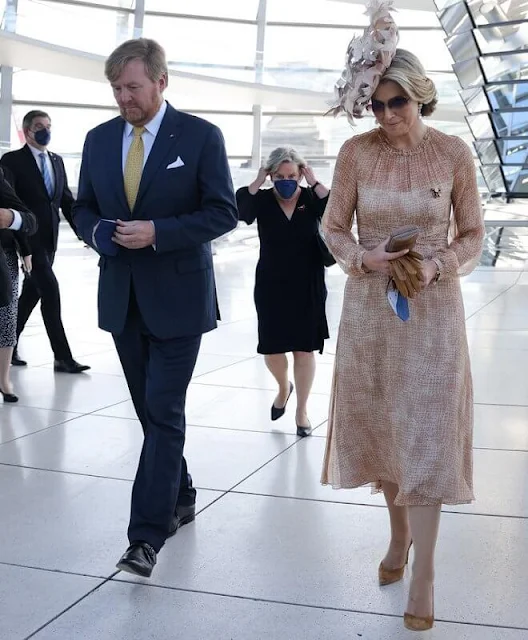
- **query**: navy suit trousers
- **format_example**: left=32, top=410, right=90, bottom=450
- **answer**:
left=113, top=288, right=201, bottom=551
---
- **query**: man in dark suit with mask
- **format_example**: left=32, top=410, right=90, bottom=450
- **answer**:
left=0, top=110, right=90, bottom=373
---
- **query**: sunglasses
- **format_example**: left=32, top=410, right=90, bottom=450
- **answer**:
left=370, top=96, right=410, bottom=115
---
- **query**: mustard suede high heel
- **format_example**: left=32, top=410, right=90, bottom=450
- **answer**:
left=378, top=541, right=412, bottom=586
left=404, top=586, right=434, bottom=631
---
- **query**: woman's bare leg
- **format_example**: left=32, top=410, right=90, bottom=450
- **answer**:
left=380, top=481, right=412, bottom=569
left=265, top=354, right=290, bottom=407
left=406, top=505, right=441, bottom=619
left=292, top=351, right=315, bottom=426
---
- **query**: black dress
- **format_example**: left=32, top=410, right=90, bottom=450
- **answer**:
left=237, top=186, right=330, bottom=355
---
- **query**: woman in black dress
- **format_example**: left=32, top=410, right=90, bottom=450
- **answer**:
left=237, top=147, right=330, bottom=436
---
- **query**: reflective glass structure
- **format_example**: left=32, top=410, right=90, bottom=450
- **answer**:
left=437, top=0, right=528, bottom=198
left=0, top=0, right=473, bottom=191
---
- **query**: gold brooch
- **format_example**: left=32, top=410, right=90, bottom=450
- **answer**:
left=431, top=187, right=441, bottom=198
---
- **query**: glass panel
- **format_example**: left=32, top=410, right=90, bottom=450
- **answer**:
left=65, top=0, right=135, bottom=7
left=264, top=27, right=452, bottom=80
left=145, top=0, right=259, bottom=20
left=460, top=87, right=490, bottom=113
left=445, top=32, right=479, bottom=63
left=437, top=2, right=473, bottom=37
left=491, top=111, right=528, bottom=138
left=466, top=113, right=495, bottom=138
left=486, top=83, right=528, bottom=110
left=481, top=51, right=528, bottom=83
left=16, top=0, right=133, bottom=55
left=143, top=15, right=256, bottom=68
left=475, top=139, right=501, bottom=165
left=12, top=70, right=116, bottom=106
left=266, top=0, right=439, bottom=27
left=467, top=0, right=528, bottom=26
left=190, top=113, right=253, bottom=157
left=475, top=23, right=528, bottom=54
left=481, top=165, right=506, bottom=193
left=453, top=58, right=484, bottom=89
left=504, top=167, right=528, bottom=193
left=434, top=0, right=461, bottom=10
left=495, top=139, right=528, bottom=165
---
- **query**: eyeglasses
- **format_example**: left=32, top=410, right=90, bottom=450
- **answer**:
left=370, top=96, right=410, bottom=115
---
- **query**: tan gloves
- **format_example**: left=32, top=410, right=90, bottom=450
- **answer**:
left=386, top=226, right=424, bottom=299
left=389, top=249, right=425, bottom=298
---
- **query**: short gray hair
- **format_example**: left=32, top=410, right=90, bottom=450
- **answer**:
left=105, top=38, right=168, bottom=85
left=264, top=147, right=307, bottom=174
left=381, top=48, right=438, bottom=117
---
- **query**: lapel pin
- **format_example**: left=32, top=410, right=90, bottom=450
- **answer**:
left=431, top=187, right=441, bottom=198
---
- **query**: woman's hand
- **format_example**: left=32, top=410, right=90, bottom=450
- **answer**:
left=420, top=260, right=438, bottom=288
left=248, top=167, right=269, bottom=195
left=362, top=238, right=409, bottom=275
left=302, top=166, right=317, bottom=187
left=22, top=255, right=32, bottom=275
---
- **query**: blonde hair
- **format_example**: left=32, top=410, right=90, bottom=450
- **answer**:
left=381, top=49, right=438, bottom=116
left=264, top=147, right=307, bottom=174
left=105, top=38, right=168, bottom=85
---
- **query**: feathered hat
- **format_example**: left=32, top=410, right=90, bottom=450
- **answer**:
left=330, top=0, right=399, bottom=123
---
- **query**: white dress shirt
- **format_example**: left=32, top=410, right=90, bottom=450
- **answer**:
left=8, top=210, right=22, bottom=230
left=122, top=100, right=168, bottom=172
left=28, top=143, right=56, bottom=194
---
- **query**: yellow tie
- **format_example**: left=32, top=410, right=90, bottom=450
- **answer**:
left=124, top=126, right=145, bottom=210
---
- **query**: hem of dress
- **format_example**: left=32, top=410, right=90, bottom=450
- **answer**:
left=320, top=479, right=475, bottom=507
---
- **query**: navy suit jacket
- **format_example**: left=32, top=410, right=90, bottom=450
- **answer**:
left=73, top=104, right=238, bottom=339
left=0, top=145, right=76, bottom=253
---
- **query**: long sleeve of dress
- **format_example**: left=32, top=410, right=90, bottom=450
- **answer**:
left=321, top=139, right=367, bottom=275
left=433, top=139, right=485, bottom=277
left=236, top=187, right=258, bottom=225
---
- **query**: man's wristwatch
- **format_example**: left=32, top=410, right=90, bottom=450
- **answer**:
left=310, top=181, right=320, bottom=190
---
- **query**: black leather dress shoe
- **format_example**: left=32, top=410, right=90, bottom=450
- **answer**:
left=54, top=359, right=91, bottom=374
left=11, top=351, right=27, bottom=367
left=116, top=542, right=156, bottom=578
left=168, top=503, right=196, bottom=537
left=1, top=389, right=18, bottom=403
left=271, top=382, right=294, bottom=421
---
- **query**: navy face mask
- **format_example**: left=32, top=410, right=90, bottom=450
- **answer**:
left=33, top=128, right=51, bottom=146
left=274, top=179, right=298, bottom=199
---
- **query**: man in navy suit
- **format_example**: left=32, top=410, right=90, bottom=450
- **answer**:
left=73, top=38, right=238, bottom=577
left=1, top=110, right=90, bottom=373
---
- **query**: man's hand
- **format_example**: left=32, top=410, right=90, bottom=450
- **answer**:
left=113, top=220, right=156, bottom=250
left=22, top=255, right=32, bottom=274
left=0, top=208, right=14, bottom=229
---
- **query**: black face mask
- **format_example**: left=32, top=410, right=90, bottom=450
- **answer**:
left=32, top=128, right=51, bottom=146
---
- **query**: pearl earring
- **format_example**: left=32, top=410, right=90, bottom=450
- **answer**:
left=418, top=103, right=423, bottom=117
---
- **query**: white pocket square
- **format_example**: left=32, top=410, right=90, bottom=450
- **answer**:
left=167, top=157, right=185, bottom=169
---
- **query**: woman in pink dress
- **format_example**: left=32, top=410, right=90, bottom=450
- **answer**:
left=321, top=2, right=485, bottom=631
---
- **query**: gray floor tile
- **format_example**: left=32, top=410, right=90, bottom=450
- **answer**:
left=112, top=493, right=528, bottom=628
left=8, top=367, right=130, bottom=413
left=0, top=564, right=102, bottom=640
left=0, top=414, right=297, bottom=490
left=31, top=580, right=526, bottom=640
left=471, top=348, right=528, bottom=406
left=194, top=357, right=334, bottom=395
left=236, top=437, right=528, bottom=517
left=0, top=464, right=221, bottom=576
left=185, top=384, right=330, bottom=434
left=0, top=406, right=80, bottom=444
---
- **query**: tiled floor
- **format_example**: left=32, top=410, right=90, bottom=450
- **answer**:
left=1, top=226, right=527, bottom=639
